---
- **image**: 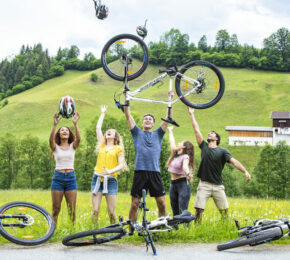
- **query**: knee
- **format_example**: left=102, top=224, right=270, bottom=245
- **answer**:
left=52, top=207, right=61, bottom=216
left=131, top=200, right=139, bottom=210
left=157, top=199, right=166, bottom=210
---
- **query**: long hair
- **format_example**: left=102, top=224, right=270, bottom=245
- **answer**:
left=96, top=129, right=128, bottom=171
left=166, top=141, right=194, bottom=172
left=55, top=126, right=75, bottom=145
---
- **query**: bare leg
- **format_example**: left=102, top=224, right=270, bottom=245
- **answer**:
left=91, top=192, right=103, bottom=224
left=64, top=189, right=77, bottom=223
left=195, top=208, right=204, bottom=224
left=129, top=196, right=139, bottom=223
left=51, top=190, right=64, bottom=225
left=155, top=196, right=167, bottom=216
left=105, top=194, right=117, bottom=224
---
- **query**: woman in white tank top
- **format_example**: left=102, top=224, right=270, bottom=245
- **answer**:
left=49, top=112, right=81, bottom=225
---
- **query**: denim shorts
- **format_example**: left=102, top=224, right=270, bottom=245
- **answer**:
left=91, top=175, right=118, bottom=195
left=51, top=170, right=77, bottom=191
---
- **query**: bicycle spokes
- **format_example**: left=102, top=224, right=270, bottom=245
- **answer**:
left=1, top=205, right=50, bottom=241
left=176, top=61, right=224, bottom=109
left=103, top=36, right=147, bottom=79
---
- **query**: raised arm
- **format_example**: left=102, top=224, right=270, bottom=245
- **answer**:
left=49, top=113, right=61, bottom=152
left=72, top=112, right=81, bottom=150
left=229, top=157, right=251, bottom=182
left=187, top=107, right=203, bottom=146
left=168, top=126, right=177, bottom=151
left=124, top=102, right=136, bottom=130
left=160, top=91, right=174, bottom=132
left=96, top=105, right=107, bottom=143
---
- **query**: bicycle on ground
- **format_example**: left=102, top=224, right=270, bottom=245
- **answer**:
left=217, top=218, right=290, bottom=251
left=0, top=201, right=55, bottom=246
left=62, top=189, right=195, bottom=255
left=101, top=20, right=225, bottom=126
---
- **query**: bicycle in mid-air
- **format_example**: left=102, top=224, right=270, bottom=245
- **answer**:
left=62, top=189, right=195, bottom=255
left=217, top=218, right=290, bottom=251
left=101, top=20, right=225, bottom=126
left=0, top=201, right=55, bottom=246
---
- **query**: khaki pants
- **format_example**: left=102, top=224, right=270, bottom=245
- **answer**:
left=194, top=180, right=229, bottom=210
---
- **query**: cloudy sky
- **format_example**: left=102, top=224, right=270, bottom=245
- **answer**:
left=0, top=0, right=289, bottom=60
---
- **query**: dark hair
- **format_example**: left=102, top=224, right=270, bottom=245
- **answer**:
left=211, top=130, right=221, bottom=145
left=55, top=126, right=75, bottom=145
left=166, top=140, right=194, bottom=171
left=143, top=113, right=155, bottom=123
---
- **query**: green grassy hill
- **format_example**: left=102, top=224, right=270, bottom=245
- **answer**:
left=0, top=64, right=289, bottom=170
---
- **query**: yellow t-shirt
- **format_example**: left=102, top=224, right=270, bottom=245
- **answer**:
left=94, top=144, right=124, bottom=178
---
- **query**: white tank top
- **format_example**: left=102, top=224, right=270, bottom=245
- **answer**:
left=53, top=143, right=75, bottom=170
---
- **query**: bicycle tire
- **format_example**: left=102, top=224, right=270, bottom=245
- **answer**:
left=101, top=33, right=149, bottom=81
left=175, top=60, right=225, bottom=109
left=0, top=201, right=55, bottom=246
left=217, top=227, right=282, bottom=251
left=62, top=227, right=125, bottom=246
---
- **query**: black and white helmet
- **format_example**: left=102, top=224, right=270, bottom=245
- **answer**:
left=58, top=96, right=75, bottom=119
left=96, top=4, right=108, bottom=20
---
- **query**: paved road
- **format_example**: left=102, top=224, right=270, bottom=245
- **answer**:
left=0, top=243, right=290, bottom=260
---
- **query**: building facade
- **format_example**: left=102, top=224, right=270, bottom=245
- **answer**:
left=226, top=111, right=290, bottom=146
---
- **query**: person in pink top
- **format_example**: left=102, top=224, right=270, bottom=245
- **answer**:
left=166, top=126, right=194, bottom=216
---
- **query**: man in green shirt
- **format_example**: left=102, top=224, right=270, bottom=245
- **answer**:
left=188, top=108, right=251, bottom=223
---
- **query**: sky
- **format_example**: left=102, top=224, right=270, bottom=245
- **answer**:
left=0, top=0, right=289, bottom=60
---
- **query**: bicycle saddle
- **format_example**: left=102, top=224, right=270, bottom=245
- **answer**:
left=173, top=210, right=195, bottom=222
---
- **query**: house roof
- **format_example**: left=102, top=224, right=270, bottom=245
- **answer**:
left=225, top=126, right=273, bottom=132
left=270, top=111, right=290, bottom=119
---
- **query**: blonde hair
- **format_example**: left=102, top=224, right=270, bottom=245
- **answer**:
left=95, top=129, right=128, bottom=171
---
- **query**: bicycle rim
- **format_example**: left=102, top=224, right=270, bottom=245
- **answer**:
left=175, top=60, right=225, bottom=109
left=62, top=227, right=125, bottom=246
left=101, top=34, right=149, bottom=81
left=217, top=227, right=282, bottom=251
left=0, top=201, right=55, bottom=246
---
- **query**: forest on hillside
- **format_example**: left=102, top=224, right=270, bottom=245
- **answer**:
left=0, top=27, right=289, bottom=102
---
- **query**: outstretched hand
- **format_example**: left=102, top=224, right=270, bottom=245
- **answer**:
left=168, top=126, right=174, bottom=132
left=101, top=105, right=107, bottom=114
left=72, top=112, right=80, bottom=125
left=245, top=171, right=251, bottom=182
left=53, top=112, right=62, bottom=126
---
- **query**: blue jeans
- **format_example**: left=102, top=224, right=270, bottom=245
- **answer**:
left=51, top=170, right=77, bottom=191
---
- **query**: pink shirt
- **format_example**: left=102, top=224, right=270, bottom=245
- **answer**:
left=168, top=154, right=189, bottom=175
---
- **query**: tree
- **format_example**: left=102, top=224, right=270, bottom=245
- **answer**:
left=263, top=27, right=290, bottom=64
left=198, top=35, right=208, bottom=52
left=215, top=29, right=230, bottom=51
left=67, top=45, right=80, bottom=59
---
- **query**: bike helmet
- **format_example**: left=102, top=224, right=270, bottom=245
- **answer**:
left=136, top=25, right=148, bottom=38
left=96, top=4, right=108, bottom=20
left=58, top=96, right=75, bottom=119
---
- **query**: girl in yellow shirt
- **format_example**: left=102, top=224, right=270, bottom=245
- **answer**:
left=91, top=105, right=125, bottom=224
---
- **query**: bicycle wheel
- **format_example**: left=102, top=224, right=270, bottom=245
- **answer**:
left=62, top=227, right=125, bottom=246
left=0, top=201, right=55, bottom=246
left=217, top=227, right=282, bottom=251
left=175, top=60, right=225, bottom=109
left=101, top=34, right=149, bottom=81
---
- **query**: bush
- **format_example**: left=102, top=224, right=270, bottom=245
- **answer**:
left=90, top=73, right=98, bottom=82
left=49, top=65, right=64, bottom=77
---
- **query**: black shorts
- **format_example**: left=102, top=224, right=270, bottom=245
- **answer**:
left=131, top=170, right=165, bottom=198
